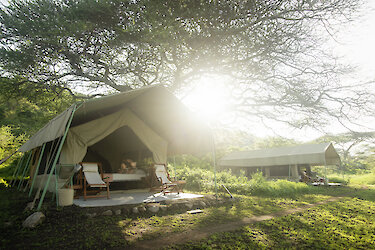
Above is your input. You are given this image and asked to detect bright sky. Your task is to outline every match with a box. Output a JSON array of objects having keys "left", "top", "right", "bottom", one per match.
[
  {"left": 1, "top": 0, "right": 375, "bottom": 141},
  {"left": 183, "top": 0, "right": 375, "bottom": 141}
]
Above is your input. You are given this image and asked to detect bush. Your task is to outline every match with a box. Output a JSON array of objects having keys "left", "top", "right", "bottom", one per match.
[
  {"left": 175, "top": 165, "right": 310, "bottom": 197},
  {"left": 0, "top": 126, "right": 26, "bottom": 179}
]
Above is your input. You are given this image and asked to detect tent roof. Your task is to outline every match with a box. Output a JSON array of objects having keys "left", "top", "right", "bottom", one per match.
[
  {"left": 218, "top": 143, "right": 341, "bottom": 168},
  {"left": 19, "top": 85, "right": 212, "bottom": 155}
]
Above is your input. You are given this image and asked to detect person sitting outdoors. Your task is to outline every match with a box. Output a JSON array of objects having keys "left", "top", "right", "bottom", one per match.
[{"left": 119, "top": 158, "right": 137, "bottom": 174}]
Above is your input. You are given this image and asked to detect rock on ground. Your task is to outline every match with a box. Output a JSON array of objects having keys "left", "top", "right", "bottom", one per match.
[
  {"left": 147, "top": 206, "right": 160, "bottom": 213},
  {"left": 138, "top": 206, "right": 147, "bottom": 213},
  {"left": 23, "top": 212, "right": 45, "bottom": 228},
  {"left": 132, "top": 207, "right": 139, "bottom": 214},
  {"left": 198, "top": 201, "right": 206, "bottom": 208},
  {"left": 102, "top": 210, "right": 113, "bottom": 216},
  {"left": 86, "top": 212, "right": 97, "bottom": 218},
  {"left": 184, "top": 202, "right": 194, "bottom": 209}
]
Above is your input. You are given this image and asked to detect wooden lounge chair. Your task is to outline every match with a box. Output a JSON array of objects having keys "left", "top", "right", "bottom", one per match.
[
  {"left": 154, "top": 164, "right": 186, "bottom": 195},
  {"left": 79, "top": 162, "right": 110, "bottom": 200}
]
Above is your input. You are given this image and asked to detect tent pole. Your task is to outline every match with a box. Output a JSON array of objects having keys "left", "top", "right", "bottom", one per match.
[
  {"left": 17, "top": 151, "right": 32, "bottom": 190},
  {"left": 173, "top": 155, "right": 176, "bottom": 179},
  {"left": 55, "top": 163, "right": 59, "bottom": 207},
  {"left": 211, "top": 133, "right": 217, "bottom": 200},
  {"left": 10, "top": 152, "right": 25, "bottom": 186},
  {"left": 340, "top": 163, "right": 344, "bottom": 180},
  {"left": 29, "top": 144, "right": 46, "bottom": 197},
  {"left": 30, "top": 141, "right": 55, "bottom": 210},
  {"left": 37, "top": 104, "right": 78, "bottom": 211},
  {"left": 324, "top": 158, "right": 328, "bottom": 186}
]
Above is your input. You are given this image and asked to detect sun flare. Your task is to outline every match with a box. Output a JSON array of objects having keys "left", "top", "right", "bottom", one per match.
[{"left": 182, "top": 76, "right": 231, "bottom": 123}]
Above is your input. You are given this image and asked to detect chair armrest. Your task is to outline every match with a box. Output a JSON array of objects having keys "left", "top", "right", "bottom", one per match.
[{"left": 103, "top": 176, "right": 110, "bottom": 182}]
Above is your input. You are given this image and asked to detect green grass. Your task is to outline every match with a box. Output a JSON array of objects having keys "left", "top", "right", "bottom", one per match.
[
  {"left": 1, "top": 182, "right": 373, "bottom": 249},
  {"left": 349, "top": 172, "right": 375, "bottom": 186},
  {"left": 171, "top": 190, "right": 375, "bottom": 249},
  {"left": 0, "top": 187, "right": 373, "bottom": 249}
]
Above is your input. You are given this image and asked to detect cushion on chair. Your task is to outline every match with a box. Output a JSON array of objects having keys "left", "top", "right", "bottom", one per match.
[
  {"left": 155, "top": 164, "right": 171, "bottom": 184},
  {"left": 84, "top": 172, "right": 106, "bottom": 187},
  {"left": 82, "top": 163, "right": 99, "bottom": 173}
]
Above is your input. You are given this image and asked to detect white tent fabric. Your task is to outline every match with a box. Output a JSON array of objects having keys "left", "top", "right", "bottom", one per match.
[
  {"left": 219, "top": 143, "right": 341, "bottom": 168},
  {"left": 17, "top": 85, "right": 212, "bottom": 170},
  {"left": 60, "top": 108, "right": 168, "bottom": 164},
  {"left": 19, "top": 106, "right": 75, "bottom": 152}
]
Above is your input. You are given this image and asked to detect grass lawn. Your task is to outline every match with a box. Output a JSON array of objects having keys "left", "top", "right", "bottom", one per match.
[{"left": 0, "top": 185, "right": 374, "bottom": 249}]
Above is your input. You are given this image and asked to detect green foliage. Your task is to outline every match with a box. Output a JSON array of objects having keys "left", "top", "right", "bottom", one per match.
[
  {"left": 175, "top": 164, "right": 311, "bottom": 197},
  {"left": 0, "top": 126, "right": 26, "bottom": 182},
  {"left": 0, "top": 126, "right": 25, "bottom": 159},
  {"left": 0, "top": 77, "right": 74, "bottom": 136},
  {"left": 250, "top": 136, "right": 299, "bottom": 150},
  {"left": 0, "top": 0, "right": 366, "bottom": 133},
  {"left": 314, "top": 132, "right": 375, "bottom": 174},
  {"left": 0, "top": 178, "right": 9, "bottom": 187}
]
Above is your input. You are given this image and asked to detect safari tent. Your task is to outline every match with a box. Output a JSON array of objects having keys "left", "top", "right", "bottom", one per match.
[
  {"left": 11, "top": 85, "right": 212, "bottom": 209},
  {"left": 218, "top": 143, "right": 341, "bottom": 181}
]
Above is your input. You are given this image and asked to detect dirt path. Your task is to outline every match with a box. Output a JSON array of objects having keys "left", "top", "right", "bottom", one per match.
[{"left": 132, "top": 196, "right": 346, "bottom": 249}]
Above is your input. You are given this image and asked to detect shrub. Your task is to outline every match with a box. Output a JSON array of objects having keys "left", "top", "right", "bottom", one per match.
[
  {"left": 175, "top": 165, "right": 311, "bottom": 197},
  {"left": 0, "top": 126, "right": 26, "bottom": 178}
]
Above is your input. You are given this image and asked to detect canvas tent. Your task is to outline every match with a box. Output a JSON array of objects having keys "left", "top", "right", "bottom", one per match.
[
  {"left": 13, "top": 85, "right": 213, "bottom": 210},
  {"left": 218, "top": 143, "right": 341, "bottom": 180}
]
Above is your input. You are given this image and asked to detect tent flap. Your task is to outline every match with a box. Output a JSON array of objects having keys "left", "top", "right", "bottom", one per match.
[{"left": 19, "top": 106, "right": 75, "bottom": 152}]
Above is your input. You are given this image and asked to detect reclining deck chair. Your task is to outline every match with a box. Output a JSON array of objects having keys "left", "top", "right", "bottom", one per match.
[
  {"left": 154, "top": 164, "right": 186, "bottom": 195},
  {"left": 79, "top": 162, "right": 110, "bottom": 200}
]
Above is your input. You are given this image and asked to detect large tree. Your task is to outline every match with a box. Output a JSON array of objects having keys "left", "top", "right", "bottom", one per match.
[
  {"left": 0, "top": 76, "right": 74, "bottom": 135},
  {"left": 0, "top": 0, "right": 373, "bottom": 128}
]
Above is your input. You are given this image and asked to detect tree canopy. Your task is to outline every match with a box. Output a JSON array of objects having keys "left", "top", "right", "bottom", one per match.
[
  {"left": 1, "top": 0, "right": 373, "bottom": 129},
  {"left": 0, "top": 76, "right": 74, "bottom": 135}
]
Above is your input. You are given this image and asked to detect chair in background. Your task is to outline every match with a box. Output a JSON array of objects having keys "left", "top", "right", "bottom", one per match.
[
  {"left": 154, "top": 164, "right": 186, "bottom": 195},
  {"left": 79, "top": 162, "right": 110, "bottom": 200}
]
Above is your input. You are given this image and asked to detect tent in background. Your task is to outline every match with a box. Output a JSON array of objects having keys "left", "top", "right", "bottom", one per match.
[
  {"left": 13, "top": 85, "right": 213, "bottom": 210},
  {"left": 218, "top": 143, "right": 341, "bottom": 181}
]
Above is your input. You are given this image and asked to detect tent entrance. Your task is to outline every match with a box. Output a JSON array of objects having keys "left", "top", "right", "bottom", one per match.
[{"left": 83, "top": 126, "right": 153, "bottom": 173}]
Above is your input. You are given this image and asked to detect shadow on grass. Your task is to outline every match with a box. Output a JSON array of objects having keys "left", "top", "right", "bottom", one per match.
[
  {"left": 171, "top": 194, "right": 375, "bottom": 249},
  {"left": 2, "top": 185, "right": 373, "bottom": 249}
]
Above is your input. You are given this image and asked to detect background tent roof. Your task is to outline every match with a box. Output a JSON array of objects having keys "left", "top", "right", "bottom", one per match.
[
  {"left": 218, "top": 143, "right": 341, "bottom": 168},
  {"left": 19, "top": 85, "right": 212, "bottom": 155}
]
